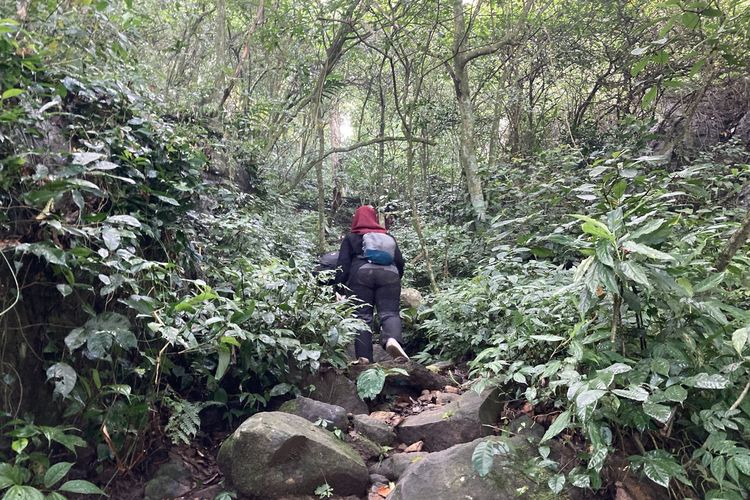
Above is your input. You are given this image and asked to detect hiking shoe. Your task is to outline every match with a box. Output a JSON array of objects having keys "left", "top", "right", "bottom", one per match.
[
  {"left": 385, "top": 338, "right": 409, "bottom": 360},
  {"left": 355, "top": 357, "right": 370, "bottom": 365}
]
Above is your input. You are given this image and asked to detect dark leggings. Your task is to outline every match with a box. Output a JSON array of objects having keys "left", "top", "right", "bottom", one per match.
[{"left": 349, "top": 265, "right": 403, "bottom": 362}]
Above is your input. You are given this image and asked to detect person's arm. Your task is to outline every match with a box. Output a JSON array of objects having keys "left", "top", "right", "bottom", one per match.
[
  {"left": 335, "top": 236, "right": 353, "bottom": 288},
  {"left": 393, "top": 239, "right": 405, "bottom": 278}
]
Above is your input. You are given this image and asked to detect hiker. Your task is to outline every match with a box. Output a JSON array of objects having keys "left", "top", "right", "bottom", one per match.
[{"left": 335, "top": 205, "right": 408, "bottom": 363}]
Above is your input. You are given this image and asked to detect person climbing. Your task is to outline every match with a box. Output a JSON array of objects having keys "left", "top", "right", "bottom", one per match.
[{"left": 335, "top": 205, "right": 408, "bottom": 363}]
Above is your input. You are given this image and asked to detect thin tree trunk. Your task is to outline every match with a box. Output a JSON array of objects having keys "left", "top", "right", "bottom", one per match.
[
  {"left": 316, "top": 116, "right": 326, "bottom": 253},
  {"left": 716, "top": 210, "right": 750, "bottom": 272}
]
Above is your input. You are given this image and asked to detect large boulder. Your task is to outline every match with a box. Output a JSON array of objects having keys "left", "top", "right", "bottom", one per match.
[
  {"left": 303, "top": 368, "right": 369, "bottom": 414},
  {"left": 387, "top": 436, "right": 544, "bottom": 500},
  {"left": 396, "top": 389, "right": 503, "bottom": 451},
  {"left": 217, "top": 412, "right": 369, "bottom": 498},
  {"left": 352, "top": 414, "right": 396, "bottom": 446},
  {"left": 279, "top": 396, "right": 348, "bottom": 430},
  {"left": 368, "top": 452, "right": 429, "bottom": 481}
]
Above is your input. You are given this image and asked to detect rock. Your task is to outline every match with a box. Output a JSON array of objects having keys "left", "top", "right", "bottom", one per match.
[
  {"left": 368, "top": 452, "right": 429, "bottom": 481},
  {"left": 303, "top": 368, "right": 369, "bottom": 415},
  {"left": 144, "top": 458, "right": 193, "bottom": 500},
  {"left": 370, "top": 473, "right": 389, "bottom": 485},
  {"left": 279, "top": 396, "right": 348, "bottom": 430},
  {"left": 387, "top": 436, "right": 544, "bottom": 500},
  {"left": 347, "top": 360, "right": 450, "bottom": 393},
  {"left": 218, "top": 412, "right": 368, "bottom": 498},
  {"left": 435, "top": 392, "right": 459, "bottom": 405},
  {"left": 353, "top": 414, "right": 396, "bottom": 446},
  {"left": 508, "top": 415, "right": 543, "bottom": 441},
  {"left": 400, "top": 288, "right": 422, "bottom": 309},
  {"left": 396, "top": 389, "right": 503, "bottom": 452},
  {"left": 347, "top": 431, "right": 384, "bottom": 461}
]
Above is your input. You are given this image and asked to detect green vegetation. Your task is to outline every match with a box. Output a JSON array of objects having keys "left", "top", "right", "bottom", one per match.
[{"left": 1, "top": 0, "right": 750, "bottom": 498}]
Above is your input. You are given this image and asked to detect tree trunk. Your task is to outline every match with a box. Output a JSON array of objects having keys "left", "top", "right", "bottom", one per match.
[
  {"left": 316, "top": 116, "right": 326, "bottom": 254},
  {"left": 715, "top": 210, "right": 750, "bottom": 272},
  {"left": 451, "top": 0, "right": 486, "bottom": 221}
]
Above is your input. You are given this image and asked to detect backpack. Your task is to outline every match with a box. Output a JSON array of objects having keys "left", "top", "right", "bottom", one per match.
[{"left": 362, "top": 232, "right": 396, "bottom": 265}]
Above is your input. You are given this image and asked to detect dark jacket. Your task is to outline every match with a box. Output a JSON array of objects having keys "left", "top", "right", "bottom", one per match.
[{"left": 335, "top": 233, "right": 405, "bottom": 288}]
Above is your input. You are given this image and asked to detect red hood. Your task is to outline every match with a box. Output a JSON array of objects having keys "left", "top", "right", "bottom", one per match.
[{"left": 351, "top": 206, "right": 386, "bottom": 234}]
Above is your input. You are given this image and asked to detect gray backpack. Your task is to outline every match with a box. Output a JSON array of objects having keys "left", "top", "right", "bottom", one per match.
[{"left": 362, "top": 233, "right": 396, "bottom": 265}]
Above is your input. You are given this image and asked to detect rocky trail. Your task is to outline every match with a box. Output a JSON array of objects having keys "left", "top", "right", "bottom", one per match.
[{"left": 133, "top": 343, "right": 558, "bottom": 500}]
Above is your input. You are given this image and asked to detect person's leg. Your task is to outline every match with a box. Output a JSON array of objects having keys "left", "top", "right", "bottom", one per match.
[
  {"left": 350, "top": 269, "right": 376, "bottom": 361},
  {"left": 373, "top": 269, "right": 403, "bottom": 348}
]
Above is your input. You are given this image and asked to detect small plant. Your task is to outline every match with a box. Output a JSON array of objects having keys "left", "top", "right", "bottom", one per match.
[
  {"left": 314, "top": 482, "right": 334, "bottom": 498},
  {"left": 356, "top": 367, "right": 409, "bottom": 400}
]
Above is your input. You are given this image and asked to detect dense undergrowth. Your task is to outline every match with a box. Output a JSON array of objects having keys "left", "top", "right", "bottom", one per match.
[
  {"left": 418, "top": 140, "right": 750, "bottom": 498},
  {"left": 2, "top": 2, "right": 750, "bottom": 500}
]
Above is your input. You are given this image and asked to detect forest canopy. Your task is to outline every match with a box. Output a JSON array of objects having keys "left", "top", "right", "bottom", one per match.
[{"left": 1, "top": 0, "right": 750, "bottom": 498}]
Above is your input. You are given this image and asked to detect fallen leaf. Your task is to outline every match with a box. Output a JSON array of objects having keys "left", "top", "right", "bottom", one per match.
[
  {"left": 376, "top": 485, "right": 392, "bottom": 497},
  {"left": 403, "top": 440, "right": 424, "bottom": 452},
  {"left": 444, "top": 385, "right": 459, "bottom": 394}
]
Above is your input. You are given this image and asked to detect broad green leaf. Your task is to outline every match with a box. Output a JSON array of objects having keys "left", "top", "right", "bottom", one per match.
[
  {"left": 600, "top": 363, "right": 631, "bottom": 374},
  {"left": 732, "top": 327, "right": 748, "bottom": 355},
  {"left": 612, "top": 386, "right": 649, "bottom": 401},
  {"left": 540, "top": 409, "right": 571, "bottom": 443},
  {"left": 643, "top": 460, "right": 671, "bottom": 488},
  {"left": 58, "top": 479, "right": 106, "bottom": 495},
  {"left": 531, "top": 334, "right": 565, "bottom": 342},
  {"left": 734, "top": 455, "right": 750, "bottom": 475},
  {"left": 642, "top": 86, "right": 658, "bottom": 108},
  {"left": 216, "top": 345, "right": 230, "bottom": 380},
  {"left": 595, "top": 241, "right": 614, "bottom": 267},
  {"left": 573, "top": 215, "right": 615, "bottom": 242},
  {"left": 548, "top": 474, "right": 565, "bottom": 494},
  {"left": 694, "top": 272, "right": 725, "bottom": 294},
  {"left": 45, "top": 363, "right": 77, "bottom": 398},
  {"left": 621, "top": 241, "right": 674, "bottom": 261},
  {"left": 619, "top": 261, "right": 651, "bottom": 288},
  {"left": 43, "top": 462, "right": 73, "bottom": 489},
  {"left": 629, "top": 219, "right": 665, "bottom": 242},
  {"left": 3, "top": 485, "right": 44, "bottom": 500},
  {"left": 686, "top": 373, "right": 730, "bottom": 390},
  {"left": 71, "top": 152, "right": 104, "bottom": 165},
  {"left": 681, "top": 11, "right": 700, "bottom": 29},
  {"left": 471, "top": 441, "right": 508, "bottom": 477},
  {"left": 357, "top": 368, "right": 386, "bottom": 400},
  {"left": 711, "top": 455, "right": 725, "bottom": 484},
  {"left": 101, "top": 226, "right": 121, "bottom": 251},
  {"left": 663, "top": 385, "right": 687, "bottom": 404},
  {"left": 11, "top": 438, "right": 28, "bottom": 454},
  {"left": 576, "top": 390, "right": 606, "bottom": 408},
  {"left": 56, "top": 284, "right": 72, "bottom": 297},
  {"left": 643, "top": 402, "right": 672, "bottom": 424},
  {"left": 105, "top": 215, "right": 141, "bottom": 227},
  {"left": 1, "top": 88, "right": 24, "bottom": 99}
]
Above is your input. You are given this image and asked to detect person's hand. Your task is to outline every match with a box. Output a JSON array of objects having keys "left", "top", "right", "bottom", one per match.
[{"left": 335, "top": 292, "right": 346, "bottom": 302}]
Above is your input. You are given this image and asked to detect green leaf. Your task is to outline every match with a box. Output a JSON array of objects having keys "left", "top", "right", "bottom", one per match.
[
  {"left": 642, "top": 86, "right": 658, "bottom": 108},
  {"left": 11, "top": 438, "right": 28, "bottom": 454},
  {"left": 629, "top": 219, "right": 666, "bottom": 242},
  {"left": 573, "top": 215, "right": 615, "bottom": 242},
  {"left": 3, "top": 485, "right": 45, "bottom": 500},
  {"left": 694, "top": 272, "right": 725, "bottom": 293},
  {"left": 576, "top": 390, "right": 606, "bottom": 408},
  {"left": 612, "top": 386, "right": 649, "bottom": 401},
  {"left": 105, "top": 215, "right": 141, "bottom": 228},
  {"left": 548, "top": 474, "right": 565, "bottom": 494},
  {"left": 15, "top": 243, "right": 67, "bottom": 266},
  {"left": 101, "top": 226, "right": 121, "bottom": 251},
  {"left": 619, "top": 261, "right": 651, "bottom": 288},
  {"left": 356, "top": 368, "right": 386, "bottom": 400},
  {"left": 733, "top": 455, "right": 750, "bottom": 475},
  {"left": 686, "top": 373, "right": 730, "bottom": 389},
  {"left": 621, "top": 241, "right": 674, "bottom": 261},
  {"left": 1, "top": 88, "right": 24, "bottom": 100},
  {"left": 711, "top": 455, "right": 725, "bottom": 484},
  {"left": 663, "top": 385, "right": 687, "bottom": 404},
  {"left": 732, "top": 327, "right": 749, "bottom": 355},
  {"left": 540, "top": 409, "right": 571, "bottom": 443},
  {"left": 58, "top": 479, "right": 106, "bottom": 495},
  {"left": 650, "top": 358, "right": 670, "bottom": 376},
  {"left": 681, "top": 11, "right": 700, "bottom": 29},
  {"left": 531, "top": 334, "right": 565, "bottom": 342},
  {"left": 472, "top": 441, "right": 501, "bottom": 477},
  {"left": 643, "top": 402, "right": 672, "bottom": 424},
  {"left": 216, "top": 345, "right": 230, "bottom": 381},
  {"left": 45, "top": 363, "right": 77, "bottom": 398},
  {"left": 43, "top": 462, "right": 73, "bottom": 489}
]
